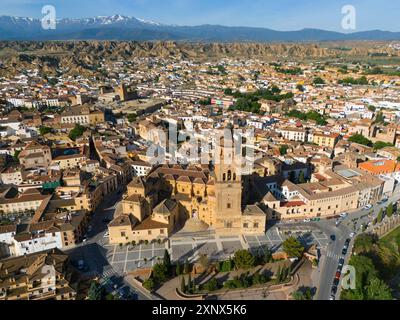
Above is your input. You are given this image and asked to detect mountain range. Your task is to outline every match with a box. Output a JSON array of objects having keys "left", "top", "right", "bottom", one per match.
[{"left": 1, "top": 14, "right": 400, "bottom": 42}]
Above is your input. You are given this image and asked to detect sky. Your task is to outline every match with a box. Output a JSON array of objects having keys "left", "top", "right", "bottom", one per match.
[{"left": 0, "top": 0, "right": 399, "bottom": 32}]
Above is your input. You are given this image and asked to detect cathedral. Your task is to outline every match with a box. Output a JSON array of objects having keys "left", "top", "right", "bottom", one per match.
[{"left": 108, "top": 134, "right": 266, "bottom": 244}]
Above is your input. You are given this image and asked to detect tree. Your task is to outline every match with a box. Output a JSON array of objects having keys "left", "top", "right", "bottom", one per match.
[
  {"left": 163, "top": 250, "right": 171, "bottom": 272},
  {"left": 282, "top": 237, "right": 305, "bottom": 258},
  {"left": 39, "top": 126, "right": 52, "bottom": 135},
  {"left": 88, "top": 281, "right": 104, "bottom": 300},
  {"left": 180, "top": 276, "right": 186, "bottom": 293},
  {"left": 143, "top": 277, "right": 155, "bottom": 291},
  {"left": 279, "top": 145, "right": 289, "bottom": 156},
  {"left": 262, "top": 247, "right": 273, "bottom": 264},
  {"left": 298, "top": 171, "right": 306, "bottom": 184},
  {"left": 68, "top": 124, "right": 85, "bottom": 141},
  {"left": 152, "top": 263, "right": 168, "bottom": 283},
  {"left": 233, "top": 250, "right": 255, "bottom": 270},
  {"left": 348, "top": 134, "right": 373, "bottom": 147},
  {"left": 313, "top": 77, "right": 325, "bottom": 86},
  {"left": 374, "top": 111, "right": 385, "bottom": 124},
  {"left": 366, "top": 278, "right": 393, "bottom": 300},
  {"left": 175, "top": 263, "right": 182, "bottom": 276},
  {"left": 386, "top": 203, "right": 394, "bottom": 218},
  {"left": 183, "top": 260, "right": 190, "bottom": 274},
  {"left": 127, "top": 114, "right": 137, "bottom": 123},
  {"left": 202, "top": 278, "right": 219, "bottom": 292},
  {"left": 224, "top": 88, "right": 233, "bottom": 96},
  {"left": 13, "top": 150, "right": 21, "bottom": 163},
  {"left": 220, "top": 259, "right": 234, "bottom": 272},
  {"left": 377, "top": 209, "right": 384, "bottom": 223},
  {"left": 292, "top": 287, "right": 313, "bottom": 300},
  {"left": 373, "top": 141, "right": 393, "bottom": 151}
]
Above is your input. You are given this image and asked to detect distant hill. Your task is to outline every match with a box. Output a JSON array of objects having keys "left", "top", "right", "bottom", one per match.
[{"left": 1, "top": 14, "right": 400, "bottom": 41}]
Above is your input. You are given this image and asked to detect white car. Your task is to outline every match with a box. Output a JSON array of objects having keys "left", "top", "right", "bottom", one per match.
[
  {"left": 363, "top": 204, "right": 373, "bottom": 210},
  {"left": 303, "top": 218, "right": 311, "bottom": 223},
  {"left": 339, "top": 212, "right": 348, "bottom": 218},
  {"left": 103, "top": 232, "right": 109, "bottom": 238},
  {"left": 349, "top": 232, "right": 356, "bottom": 238}
]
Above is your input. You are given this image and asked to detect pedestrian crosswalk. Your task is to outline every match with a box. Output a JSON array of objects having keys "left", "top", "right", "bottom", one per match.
[{"left": 326, "top": 251, "right": 341, "bottom": 260}]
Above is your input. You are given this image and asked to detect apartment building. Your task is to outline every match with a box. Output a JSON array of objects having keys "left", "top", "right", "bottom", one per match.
[
  {"left": 0, "top": 188, "right": 51, "bottom": 215},
  {"left": 278, "top": 127, "right": 308, "bottom": 142},
  {"left": 0, "top": 248, "right": 79, "bottom": 300},
  {"left": 313, "top": 132, "right": 340, "bottom": 148},
  {"left": 18, "top": 141, "right": 52, "bottom": 170}
]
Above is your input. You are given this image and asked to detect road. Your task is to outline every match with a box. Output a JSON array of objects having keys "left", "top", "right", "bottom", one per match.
[
  {"left": 316, "top": 186, "right": 400, "bottom": 300},
  {"left": 66, "top": 187, "right": 149, "bottom": 300}
]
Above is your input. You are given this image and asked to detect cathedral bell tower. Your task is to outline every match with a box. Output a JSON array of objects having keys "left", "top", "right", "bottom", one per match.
[{"left": 213, "top": 132, "right": 243, "bottom": 234}]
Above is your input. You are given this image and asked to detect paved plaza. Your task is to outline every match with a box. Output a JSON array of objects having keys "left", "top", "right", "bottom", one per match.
[{"left": 103, "top": 226, "right": 330, "bottom": 273}]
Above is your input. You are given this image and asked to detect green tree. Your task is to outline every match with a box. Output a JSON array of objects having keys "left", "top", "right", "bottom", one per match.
[
  {"left": 39, "top": 126, "right": 52, "bottom": 135},
  {"left": 366, "top": 278, "right": 393, "bottom": 300},
  {"left": 377, "top": 209, "right": 384, "bottom": 223},
  {"left": 373, "top": 141, "right": 393, "bottom": 151},
  {"left": 233, "top": 250, "right": 255, "bottom": 270},
  {"left": 152, "top": 263, "right": 168, "bottom": 283},
  {"left": 279, "top": 145, "right": 289, "bottom": 156},
  {"left": 180, "top": 276, "right": 186, "bottom": 293},
  {"left": 175, "top": 263, "right": 182, "bottom": 276},
  {"left": 298, "top": 171, "right": 306, "bottom": 184},
  {"left": 88, "top": 281, "right": 104, "bottom": 300},
  {"left": 292, "top": 287, "right": 313, "bottom": 300},
  {"left": 386, "top": 203, "right": 394, "bottom": 218},
  {"left": 183, "top": 260, "right": 190, "bottom": 274},
  {"left": 282, "top": 237, "right": 305, "bottom": 258},
  {"left": 163, "top": 250, "right": 171, "bottom": 272},
  {"left": 202, "top": 278, "right": 219, "bottom": 292},
  {"left": 313, "top": 77, "right": 325, "bottom": 86},
  {"left": 374, "top": 111, "right": 385, "bottom": 124},
  {"left": 143, "top": 277, "right": 155, "bottom": 291},
  {"left": 68, "top": 124, "right": 85, "bottom": 141},
  {"left": 127, "top": 114, "right": 137, "bottom": 123},
  {"left": 348, "top": 134, "right": 373, "bottom": 147}
]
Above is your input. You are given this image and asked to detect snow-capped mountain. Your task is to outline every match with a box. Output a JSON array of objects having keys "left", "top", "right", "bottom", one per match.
[{"left": 1, "top": 14, "right": 400, "bottom": 42}]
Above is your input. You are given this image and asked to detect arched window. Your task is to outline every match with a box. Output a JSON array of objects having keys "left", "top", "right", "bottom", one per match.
[
  {"left": 233, "top": 173, "right": 236, "bottom": 181},
  {"left": 228, "top": 170, "right": 232, "bottom": 181},
  {"left": 223, "top": 173, "right": 226, "bottom": 181}
]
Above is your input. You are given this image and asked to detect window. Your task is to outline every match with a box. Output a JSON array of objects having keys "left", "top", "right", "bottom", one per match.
[
  {"left": 160, "top": 229, "right": 164, "bottom": 234},
  {"left": 121, "top": 232, "right": 126, "bottom": 237},
  {"left": 227, "top": 203, "right": 231, "bottom": 209},
  {"left": 228, "top": 170, "right": 232, "bottom": 181},
  {"left": 254, "top": 223, "right": 259, "bottom": 228},
  {"left": 243, "top": 223, "right": 249, "bottom": 228},
  {"left": 148, "top": 230, "right": 152, "bottom": 235}
]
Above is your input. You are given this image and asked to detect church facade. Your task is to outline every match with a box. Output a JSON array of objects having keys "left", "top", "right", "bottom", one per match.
[{"left": 108, "top": 138, "right": 266, "bottom": 244}]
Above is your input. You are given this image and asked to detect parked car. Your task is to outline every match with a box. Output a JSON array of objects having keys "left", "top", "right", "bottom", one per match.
[
  {"left": 331, "top": 285, "right": 338, "bottom": 295},
  {"left": 342, "top": 247, "right": 348, "bottom": 255},
  {"left": 103, "top": 231, "right": 110, "bottom": 238},
  {"left": 363, "top": 204, "right": 373, "bottom": 210},
  {"left": 340, "top": 212, "right": 348, "bottom": 218},
  {"left": 333, "top": 278, "right": 340, "bottom": 286},
  {"left": 303, "top": 218, "right": 311, "bottom": 223},
  {"left": 330, "top": 235, "right": 336, "bottom": 241},
  {"left": 338, "top": 258, "right": 345, "bottom": 267},
  {"left": 349, "top": 232, "right": 356, "bottom": 238},
  {"left": 329, "top": 295, "right": 336, "bottom": 301},
  {"left": 335, "top": 271, "right": 341, "bottom": 280}
]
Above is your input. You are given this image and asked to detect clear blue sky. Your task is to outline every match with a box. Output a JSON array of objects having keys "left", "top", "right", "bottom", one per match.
[{"left": 1, "top": 0, "right": 399, "bottom": 32}]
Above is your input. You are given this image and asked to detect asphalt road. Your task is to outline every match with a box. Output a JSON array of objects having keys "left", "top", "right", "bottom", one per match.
[
  {"left": 66, "top": 187, "right": 149, "bottom": 300},
  {"left": 316, "top": 186, "right": 400, "bottom": 300}
]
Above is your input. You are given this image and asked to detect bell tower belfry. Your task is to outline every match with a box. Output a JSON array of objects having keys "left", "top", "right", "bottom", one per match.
[{"left": 213, "top": 132, "right": 243, "bottom": 234}]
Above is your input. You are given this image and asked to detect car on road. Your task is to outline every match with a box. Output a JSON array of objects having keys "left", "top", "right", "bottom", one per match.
[
  {"left": 337, "top": 265, "right": 343, "bottom": 272},
  {"left": 82, "top": 237, "right": 87, "bottom": 243},
  {"left": 342, "top": 247, "right": 348, "bottom": 255},
  {"left": 335, "top": 220, "right": 342, "bottom": 226},
  {"left": 303, "top": 218, "right": 311, "bottom": 223},
  {"left": 363, "top": 204, "right": 373, "bottom": 210},
  {"left": 345, "top": 238, "right": 351, "bottom": 245},
  {"left": 103, "top": 231, "right": 110, "bottom": 238},
  {"left": 349, "top": 232, "right": 356, "bottom": 238},
  {"left": 338, "top": 258, "right": 345, "bottom": 267},
  {"left": 330, "top": 235, "right": 336, "bottom": 241},
  {"left": 329, "top": 295, "right": 336, "bottom": 301},
  {"left": 333, "top": 278, "right": 340, "bottom": 286},
  {"left": 339, "top": 212, "right": 348, "bottom": 218},
  {"left": 331, "top": 285, "right": 338, "bottom": 295},
  {"left": 335, "top": 271, "right": 341, "bottom": 280}
]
